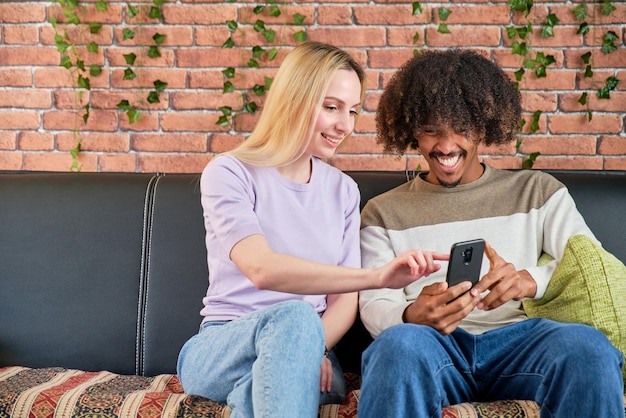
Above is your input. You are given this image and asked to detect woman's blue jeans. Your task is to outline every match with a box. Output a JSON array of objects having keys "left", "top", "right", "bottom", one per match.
[
  {"left": 176, "top": 300, "right": 346, "bottom": 418},
  {"left": 358, "top": 318, "right": 624, "bottom": 418}
]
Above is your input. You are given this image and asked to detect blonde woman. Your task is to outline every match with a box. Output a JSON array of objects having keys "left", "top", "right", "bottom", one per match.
[{"left": 176, "top": 42, "right": 447, "bottom": 418}]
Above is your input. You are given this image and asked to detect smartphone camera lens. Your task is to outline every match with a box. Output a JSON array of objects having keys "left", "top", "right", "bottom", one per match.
[{"left": 462, "top": 247, "right": 473, "bottom": 265}]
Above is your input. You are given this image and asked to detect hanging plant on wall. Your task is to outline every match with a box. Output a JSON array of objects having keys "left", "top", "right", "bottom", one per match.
[
  {"left": 217, "top": 0, "right": 308, "bottom": 129},
  {"left": 49, "top": 0, "right": 168, "bottom": 170}
]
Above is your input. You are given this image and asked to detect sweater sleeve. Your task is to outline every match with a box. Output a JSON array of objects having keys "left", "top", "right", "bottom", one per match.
[{"left": 526, "top": 187, "right": 598, "bottom": 299}]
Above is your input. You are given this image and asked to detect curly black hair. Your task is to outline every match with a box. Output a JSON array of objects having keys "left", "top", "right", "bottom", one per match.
[{"left": 376, "top": 49, "right": 522, "bottom": 154}]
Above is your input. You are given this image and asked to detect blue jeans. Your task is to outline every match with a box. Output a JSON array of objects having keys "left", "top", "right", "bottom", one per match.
[
  {"left": 176, "top": 300, "right": 345, "bottom": 418},
  {"left": 358, "top": 318, "right": 624, "bottom": 418}
]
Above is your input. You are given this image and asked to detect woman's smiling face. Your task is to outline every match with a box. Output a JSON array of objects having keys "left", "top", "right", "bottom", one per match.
[{"left": 305, "top": 69, "right": 362, "bottom": 160}]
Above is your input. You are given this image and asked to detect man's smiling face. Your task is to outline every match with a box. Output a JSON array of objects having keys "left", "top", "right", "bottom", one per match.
[{"left": 417, "top": 125, "right": 484, "bottom": 188}]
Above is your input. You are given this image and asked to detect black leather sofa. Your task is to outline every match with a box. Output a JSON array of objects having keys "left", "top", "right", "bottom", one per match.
[{"left": 1, "top": 170, "right": 625, "bottom": 417}]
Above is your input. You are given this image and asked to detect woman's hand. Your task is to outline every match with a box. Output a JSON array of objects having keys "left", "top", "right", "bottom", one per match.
[
  {"left": 320, "top": 355, "right": 333, "bottom": 393},
  {"left": 376, "top": 250, "right": 449, "bottom": 289}
]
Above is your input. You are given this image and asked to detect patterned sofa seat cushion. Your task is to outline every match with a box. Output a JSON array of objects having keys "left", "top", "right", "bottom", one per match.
[{"left": 0, "top": 366, "right": 548, "bottom": 418}]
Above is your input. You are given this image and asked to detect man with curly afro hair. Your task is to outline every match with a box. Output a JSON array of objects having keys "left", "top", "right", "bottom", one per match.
[{"left": 357, "top": 49, "right": 624, "bottom": 417}]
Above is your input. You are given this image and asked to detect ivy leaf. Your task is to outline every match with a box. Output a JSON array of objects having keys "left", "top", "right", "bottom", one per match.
[
  {"left": 223, "top": 81, "right": 234, "bottom": 93},
  {"left": 252, "top": 84, "right": 265, "bottom": 96},
  {"left": 268, "top": 48, "right": 278, "bottom": 61},
  {"left": 535, "top": 52, "right": 556, "bottom": 66},
  {"left": 153, "top": 0, "right": 166, "bottom": 6},
  {"left": 535, "top": 65, "right": 547, "bottom": 78},
  {"left": 89, "top": 23, "right": 102, "bottom": 34},
  {"left": 55, "top": 37, "right": 70, "bottom": 53},
  {"left": 577, "top": 23, "right": 589, "bottom": 36},
  {"left": 545, "top": 13, "right": 559, "bottom": 27},
  {"left": 601, "top": 0, "right": 616, "bottom": 16},
  {"left": 578, "top": 92, "right": 588, "bottom": 106},
  {"left": 506, "top": 26, "right": 518, "bottom": 39},
  {"left": 222, "top": 67, "right": 235, "bottom": 78},
  {"left": 253, "top": 20, "right": 266, "bottom": 32},
  {"left": 252, "top": 45, "right": 265, "bottom": 59},
  {"left": 123, "top": 68, "right": 136, "bottom": 80},
  {"left": 76, "top": 59, "right": 85, "bottom": 71},
  {"left": 293, "top": 30, "right": 307, "bottom": 42},
  {"left": 95, "top": 0, "right": 107, "bottom": 11},
  {"left": 148, "top": 6, "right": 162, "bottom": 20},
  {"left": 59, "top": 55, "right": 72, "bottom": 69},
  {"left": 572, "top": 4, "right": 587, "bottom": 21},
  {"left": 511, "top": 41, "right": 527, "bottom": 56},
  {"left": 153, "top": 79, "right": 167, "bottom": 92},
  {"left": 412, "top": 2, "right": 422, "bottom": 15},
  {"left": 117, "top": 100, "right": 131, "bottom": 111},
  {"left": 413, "top": 32, "right": 420, "bottom": 43},
  {"left": 128, "top": 4, "right": 138, "bottom": 18},
  {"left": 262, "top": 29, "right": 276, "bottom": 42},
  {"left": 541, "top": 26, "right": 554, "bottom": 38},
  {"left": 244, "top": 101, "right": 258, "bottom": 114},
  {"left": 584, "top": 65, "right": 593, "bottom": 78},
  {"left": 124, "top": 53, "right": 137, "bottom": 65},
  {"left": 153, "top": 33, "right": 166, "bottom": 45},
  {"left": 148, "top": 46, "right": 161, "bottom": 58},
  {"left": 253, "top": 6, "right": 265, "bottom": 14},
  {"left": 89, "top": 64, "right": 102, "bottom": 76},
  {"left": 598, "top": 75, "right": 619, "bottom": 98},
  {"left": 264, "top": 76, "right": 274, "bottom": 91},
  {"left": 268, "top": 5, "right": 280, "bottom": 17},
  {"left": 248, "top": 58, "right": 260, "bottom": 68},
  {"left": 127, "top": 108, "right": 141, "bottom": 124},
  {"left": 514, "top": 68, "right": 525, "bottom": 81},
  {"left": 580, "top": 51, "right": 591, "bottom": 64},
  {"left": 219, "top": 106, "right": 232, "bottom": 117},
  {"left": 77, "top": 74, "right": 90, "bottom": 90},
  {"left": 147, "top": 91, "right": 160, "bottom": 104},
  {"left": 523, "top": 152, "right": 540, "bottom": 169},
  {"left": 66, "top": 12, "right": 80, "bottom": 25},
  {"left": 601, "top": 31, "right": 618, "bottom": 54},
  {"left": 226, "top": 20, "right": 238, "bottom": 32},
  {"left": 86, "top": 41, "right": 99, "bottom": 53},
  {"left": 293, "top": 13, "right": 306, "bottom": 25},
  {"left": 216, "top": 115, "right": 230, "bottom": 128},
  {"left": 437, "top": 24, "right": 451, "bottom": 34},
  {"left": 530, "top": 110, "right": 541, "bottom": 132},
  {"left": 438, "top": 7, "right": 452, "bottom": 21},
  {"left": 222, "top": 37, "right": 235, "bottom": 49},
  {"left": 508, "top": 0, "right": 534, "bottom": 17},
  {"left": 123, "top": 28, "right": 135, "bottom": 40}
]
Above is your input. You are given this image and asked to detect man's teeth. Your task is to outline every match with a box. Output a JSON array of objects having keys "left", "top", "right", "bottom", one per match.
[{"left": 437, "top": 155, "right": 459, "bottom": 167}]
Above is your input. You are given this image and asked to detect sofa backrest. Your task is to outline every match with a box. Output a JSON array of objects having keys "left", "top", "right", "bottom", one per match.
[
  {"left": 0, "top": 173, "right": 208, "bottom": 376},
  {"left": 1, "top": 170, "right": 624, "bottom": 377}
]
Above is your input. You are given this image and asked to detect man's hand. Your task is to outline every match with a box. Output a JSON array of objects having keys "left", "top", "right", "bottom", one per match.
[
  {"left": 402, "top": 281, "right": 481, "bottom": 335},
  {"left": 474, "top": 242, "right": 537, "bottom": 311}
]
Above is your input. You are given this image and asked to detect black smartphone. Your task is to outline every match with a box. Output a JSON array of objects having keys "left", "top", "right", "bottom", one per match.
[{"left": 446, "top": 239, "right": 485, "bottom": 288}]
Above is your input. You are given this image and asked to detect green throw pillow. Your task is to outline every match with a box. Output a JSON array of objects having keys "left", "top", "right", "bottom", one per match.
[{"left": 523, "top": 234, "right": 626, "bottom": 384}]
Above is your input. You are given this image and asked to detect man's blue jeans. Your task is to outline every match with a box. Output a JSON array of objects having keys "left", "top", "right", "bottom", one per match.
[
  {"left": 176, "top": 300, "right": 345, "bottom": 418},
  {"left": 359, "top": 318, "right": 624, "bottom": 417}
]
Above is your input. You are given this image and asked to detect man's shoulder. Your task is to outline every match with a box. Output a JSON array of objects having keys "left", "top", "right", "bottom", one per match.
[{"left": 488, "top": 166, "right": 564, "bottom": 192}]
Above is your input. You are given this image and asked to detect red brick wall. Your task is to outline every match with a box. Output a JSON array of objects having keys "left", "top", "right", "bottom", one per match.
[{"left": 0, "top": 1, "right": 624, "bottom": 173}]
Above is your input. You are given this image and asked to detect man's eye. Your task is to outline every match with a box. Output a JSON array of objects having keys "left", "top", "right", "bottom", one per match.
[{"left": 421, "top": 126, "right": 438, "bottom": 135}]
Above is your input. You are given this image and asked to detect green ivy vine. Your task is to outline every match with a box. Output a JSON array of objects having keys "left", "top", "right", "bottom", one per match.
[
  {"left": 49, "top": 0, "right": 168, "bottom": 170},
  {"left": 217, "top": 0, "right": 307, "bottom": 129}
]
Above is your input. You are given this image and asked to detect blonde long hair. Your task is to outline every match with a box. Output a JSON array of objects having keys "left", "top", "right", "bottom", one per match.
[{"left": 227, "top": 41, "right": 365, "bottom": 167}]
